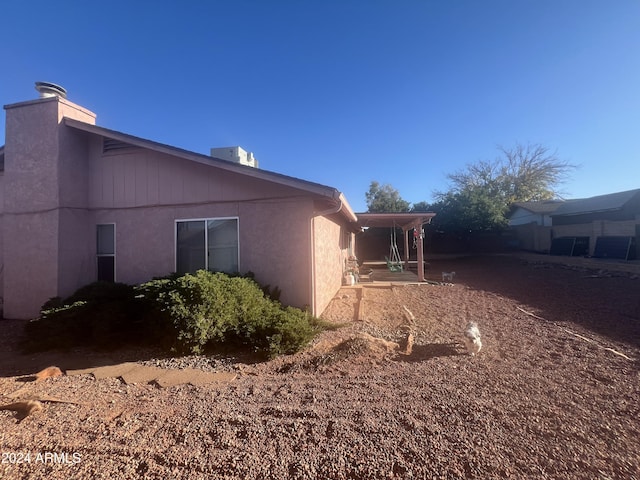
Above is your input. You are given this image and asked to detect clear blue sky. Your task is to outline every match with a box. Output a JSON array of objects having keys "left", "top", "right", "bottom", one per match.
[{"left": 2, "top": 1, "right": 639, "bottom": 212}]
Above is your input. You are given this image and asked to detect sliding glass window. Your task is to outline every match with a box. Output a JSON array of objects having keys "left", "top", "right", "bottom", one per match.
[{"left": 176, "top": 218, "right": 239, "bottom": 275}]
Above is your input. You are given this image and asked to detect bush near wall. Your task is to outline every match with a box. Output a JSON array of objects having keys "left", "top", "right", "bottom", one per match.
[
  {"left": 22, "top": 282, "right": 144, "bottom": 352},
  {"left": 22, "top": 271, "right": 322, "bottom": 358},
  {"left": 137, "top": 270, "right": 320, "bottom": 357}
]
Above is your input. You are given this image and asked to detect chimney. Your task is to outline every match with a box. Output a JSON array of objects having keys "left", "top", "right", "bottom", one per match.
[
  {"left": 35, "top": 81, "right": 67, "bottom": 99},
  {"left": 2, "top": 81, "right": 96, "bottom": 318}
]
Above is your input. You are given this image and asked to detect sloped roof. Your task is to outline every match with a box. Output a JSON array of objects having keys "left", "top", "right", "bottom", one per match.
[
  {"left": 551, "top": 188, "right": 640, "bottom": 217},
  {"left": 64, "top": 118, "right": 357, "bottom": 223},
  {"left": 511, "top": 200, "right": 564, "bottom": 215}
]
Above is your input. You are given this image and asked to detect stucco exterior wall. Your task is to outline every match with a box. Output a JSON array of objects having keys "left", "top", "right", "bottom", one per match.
[
  {"left": 57, "top": 107, "right": 94, "bottom": 300},
  {"left": 4, "top": 100, "right": 61, "bottom": 213},
  {"left": 90, "top": 198, "right": 315, "bottom": 311},
  {"left": 3, "top": 211, "right": 60, "bottom": 318},
  {"left": 313, "top": 214, "right": 348, "bottom": 316},
  {"left": 58, "top": 208, "right": 94, "bottom": 298},
  {"left": 239, "top": 200, "right": 313, "bottom": 310},
  {"left": 0, "top": 172, "right": 4, "bottom": 309},
  {"left": 2, "top": 97, "right": 96, "bottom": 318}
]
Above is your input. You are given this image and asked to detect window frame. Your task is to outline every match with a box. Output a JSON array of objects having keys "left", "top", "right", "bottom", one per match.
[
  {"left": 174, "top": 217, "right": 240, "bottom": 274},
  {"left": 96, "top": 223, "right": 116, "bottom": 282}
]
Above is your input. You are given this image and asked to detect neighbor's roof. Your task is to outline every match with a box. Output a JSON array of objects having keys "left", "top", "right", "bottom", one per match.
[
  {"left": 510, "top": 200, "right": 564, "bottom": 215},
  {"left": 64, "top": 118, "right": 357, "bottom": 223},
  {"left": 551, "top": 188, "right": 640, "bottom": 217}
]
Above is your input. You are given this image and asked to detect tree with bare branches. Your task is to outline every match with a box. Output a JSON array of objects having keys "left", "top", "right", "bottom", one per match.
[{"left": 431, "top": 143, "right": 576, "bottom": 232}]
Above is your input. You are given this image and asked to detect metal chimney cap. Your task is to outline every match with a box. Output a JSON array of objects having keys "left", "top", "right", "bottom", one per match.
[{"left": 35, "top": 81, "right": 67, "bottom": 99}]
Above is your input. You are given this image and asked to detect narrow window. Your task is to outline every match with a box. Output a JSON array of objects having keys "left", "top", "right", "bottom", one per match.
[
  {"left": 97, "top": 224, "right": 116, "bottom": 282},
  {"left": 176, "top": 218, "right": 239, "bottom": 275}
]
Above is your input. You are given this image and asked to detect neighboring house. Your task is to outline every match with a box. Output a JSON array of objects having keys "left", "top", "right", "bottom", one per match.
[
  {"left": 507, "top": 200, "right": 564, "bottom": 253},
  {"left": 508, "top": 200, "right": 564, "bottom": 227},
  {"left": 0, "top": 84, "right": 360, "bottom": 319},
  {"left": 550, "top": 189, "right": 640, "bottom": 259}
]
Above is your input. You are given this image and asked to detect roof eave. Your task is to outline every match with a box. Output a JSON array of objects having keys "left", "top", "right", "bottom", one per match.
[
  {"left": 356, "top": 212, "right": 437, "bottom": 230},
  {"left": 551, "top": 207, "right": 622, "bottom": 217},
  {"left": 337, "top": 192, "right": 358, "bottom": 223}
]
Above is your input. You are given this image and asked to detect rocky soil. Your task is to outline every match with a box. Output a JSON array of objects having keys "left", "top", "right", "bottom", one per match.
[{"left": 1, "top": 254, "right": 639, "bottom": 479}]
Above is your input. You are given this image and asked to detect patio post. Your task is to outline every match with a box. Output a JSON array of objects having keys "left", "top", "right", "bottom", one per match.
[
  {"left": 403, "top": 227, "right": 410, "bottom": 269},
  {"left": 416, "top": 222, "right": 425, "bottom": 282}
]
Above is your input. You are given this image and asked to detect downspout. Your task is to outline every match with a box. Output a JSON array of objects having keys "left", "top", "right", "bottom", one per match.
[
  {"left": 310, "top": 198, "right": 344, "bottom": 316},
  {"left": 315, "top": 198, "right": 344, "bottom": 218}
]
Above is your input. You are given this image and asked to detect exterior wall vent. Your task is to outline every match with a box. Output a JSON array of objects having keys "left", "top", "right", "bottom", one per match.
[
  {"left": 103, "top": 138, "right": 136, "bottom": 153},
  {"left": 34, "top": 81, "right": 67, "bottom": 99}
]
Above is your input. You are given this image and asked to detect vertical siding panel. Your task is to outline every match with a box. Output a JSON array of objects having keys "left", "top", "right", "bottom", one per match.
[
  {"left": 170, "top": 160, "right": 184, "bottom": 204},
  {"left": 147, "top": 156, "right": 159, "bottom": 205},
  {"left": 135, "top": 154, "right": 148, "bottom": 206},
  {"left": 125, "top": 158, "right": 137, "bottom": 205},
  {"left": 102, "top": 157, "right": 114, "bottom": 207},
  {"left": 184, "top": 163, "right": 208, "bottom": 203},
  {"left": 195, "top": 165, "right": 209, "bottom": 202},
  {"left": 112, "top": 156, "right": 126, "bottom": 207},
  {"left": 157, "top": 157, "right": 173, "bottom": 205},
  {"left": 89, "top": 154, "right": 102, "bottom": 206},
  {"left": 208, "top": 169, "right": 223, "bottom": 201}
]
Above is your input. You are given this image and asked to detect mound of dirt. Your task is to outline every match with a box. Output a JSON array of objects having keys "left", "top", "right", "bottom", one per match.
[
  {"left": 332, "top": 333, "right": 399, "bottom": 357},
  {"left": 276, "top": 332, "right": 400, "bottom": 374}
]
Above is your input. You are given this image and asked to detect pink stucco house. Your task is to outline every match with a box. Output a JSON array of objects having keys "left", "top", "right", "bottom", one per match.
[{"left": 0, "top": 83, "right": 359, "bottom": 319}]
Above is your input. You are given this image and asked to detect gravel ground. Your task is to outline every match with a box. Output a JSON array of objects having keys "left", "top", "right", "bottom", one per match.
[{"left": 1, "top": 254, "right": 639, "bottom": 479}]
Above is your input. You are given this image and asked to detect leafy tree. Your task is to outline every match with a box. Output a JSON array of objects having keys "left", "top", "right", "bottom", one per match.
[
  {"left": 430, "top": 188, "right": 509, "bottom": 232},
  {"left": 365, "top": 181, "right": 410, "bottom": 213},
  {"left": 432, "top": 143, "right": 575, "bottom": 232},
  {"left": 410, "top": 201, "right": 432, "bottom": 212}
]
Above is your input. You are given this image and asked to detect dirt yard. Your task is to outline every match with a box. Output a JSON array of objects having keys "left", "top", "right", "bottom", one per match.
[{"left": 1, "top": 254, "right": 639, "bottom": 479}]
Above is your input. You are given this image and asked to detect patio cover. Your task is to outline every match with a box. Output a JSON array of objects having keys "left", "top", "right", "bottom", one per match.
[{"left": 357, "top": 212, "right": 436, "bottom": 282}]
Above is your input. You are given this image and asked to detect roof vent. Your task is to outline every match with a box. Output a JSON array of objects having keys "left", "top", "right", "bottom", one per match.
[
  {"left": 35, "top": 81, "right": 67, "bottom": 99},
  {"left": 210, "top": 146, "right": 259, "bottom": 168}
]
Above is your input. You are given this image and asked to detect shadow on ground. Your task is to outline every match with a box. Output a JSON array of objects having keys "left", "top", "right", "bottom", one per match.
[
  {"left": 425, "top": 254, "right": 640, "bottom": 349},
  {"left": 399, "top": 342, "right": 462, "bottom": 362},
  {"left": 0, "top": 318, "right": 166, "bottom": 378}
]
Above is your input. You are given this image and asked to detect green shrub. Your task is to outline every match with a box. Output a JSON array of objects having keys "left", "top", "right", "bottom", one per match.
[
  {"left": 240, "top": 304, "right": 318, "bottom": 358},
  {"left": 137, "top": 270, "right": 319, "bottom": 357},
  {"left": 23, "top": 271, "right": 324, "bottom": 358},
  {"left": 22, "top": 282, "right": 143, "bottom": 352}
]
